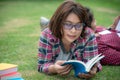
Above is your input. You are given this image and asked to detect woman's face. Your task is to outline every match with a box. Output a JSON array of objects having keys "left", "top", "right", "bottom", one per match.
[{"left": 62, "top": 13, "right": 83, "bottom": 44}]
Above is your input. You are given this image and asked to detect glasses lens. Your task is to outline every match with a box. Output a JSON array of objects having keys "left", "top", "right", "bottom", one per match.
[
  {"left": 75, "top": 23, "right": 83, "bottom": 30},
  {"left": 64, "top": 23, "right": 72, "bottom": 30}
]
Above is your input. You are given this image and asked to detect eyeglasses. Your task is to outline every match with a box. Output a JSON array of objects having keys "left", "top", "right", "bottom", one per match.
[{"left": 63, "top": 22, "right": 85, "bottom": 30}]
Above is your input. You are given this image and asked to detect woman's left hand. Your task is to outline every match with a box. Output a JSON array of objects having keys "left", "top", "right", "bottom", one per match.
[{"left": 78, "top": 64, "right": 98, "bottom": 79}]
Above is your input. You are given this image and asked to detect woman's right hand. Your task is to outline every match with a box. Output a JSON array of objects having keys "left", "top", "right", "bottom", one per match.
[{"left": 49, "top": 60, "right": 72, "bottom": 76}]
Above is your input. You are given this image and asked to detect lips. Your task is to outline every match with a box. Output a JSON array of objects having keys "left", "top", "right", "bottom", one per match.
[{"left": 67, "top": 34, "right": 76, "bottom": 39}]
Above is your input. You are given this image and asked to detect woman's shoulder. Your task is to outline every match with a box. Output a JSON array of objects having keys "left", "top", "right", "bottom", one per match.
[
  {"left": 41, "top": 28, "right": 52, "bottom": 37},
  {"left": 40, "top": 28, "right": 60, "bottom": 44}
]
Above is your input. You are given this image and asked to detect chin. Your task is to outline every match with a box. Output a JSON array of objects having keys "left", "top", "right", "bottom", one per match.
[{"left": 67, "top": 39, "right": 76, "bottom": 43}]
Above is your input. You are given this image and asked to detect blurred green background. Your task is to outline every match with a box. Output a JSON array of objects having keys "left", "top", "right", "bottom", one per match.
[{"left": 0, "top": 0, "right": 120, "bottom": 80}]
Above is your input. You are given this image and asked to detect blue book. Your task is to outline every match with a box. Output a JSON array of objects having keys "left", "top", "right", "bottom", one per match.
[
  {"left": 61, "top": 54, "right": 104, "bottom": 77},
  {"left": 7, "top": 78, "right": 24, "bottom": 80}
]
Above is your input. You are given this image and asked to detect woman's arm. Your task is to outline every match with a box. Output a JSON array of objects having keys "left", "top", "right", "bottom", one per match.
[
  {"left": 38, "top": 29, "right": 72, "bottom": 75},
  {"left": 38, "top": 30, "right": 54, "bottom": 73}
]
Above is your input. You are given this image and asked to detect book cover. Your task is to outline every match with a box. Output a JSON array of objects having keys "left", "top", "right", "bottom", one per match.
[
  {"left": 0, "top": 63, "right": 18, "bottom": 76},
  {"left": 7, "top": 78, "right": 24, "bottom": 80},
  {"left": 61, "top": 54, "right": 104, "bottom": 77}
]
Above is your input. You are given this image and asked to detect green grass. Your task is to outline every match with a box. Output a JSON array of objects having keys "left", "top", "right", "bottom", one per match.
[{"left": 0, "top": 0, "right": 120, "bottom": 80}]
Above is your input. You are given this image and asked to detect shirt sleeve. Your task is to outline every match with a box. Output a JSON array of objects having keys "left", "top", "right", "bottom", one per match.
[{"left": 38, "top": 31, "right": 54, "bottom": 74}]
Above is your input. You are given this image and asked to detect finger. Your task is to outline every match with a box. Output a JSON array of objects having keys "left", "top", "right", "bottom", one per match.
[
  {"left": 57, "top": 65, "right": 69, "bottom": 74},
  {"left": 90, "top": 66, "right": 97, "bottom": 75},
  {"left": 60, "top": 65, "right": 72, "bottom": 75},
  {"left": 78, "top": 73, "right": 93, "bottom": 79},
  {"left": 56, "top": 65, "right": 67, "bottom": 74},
  {"left": 60, "top": 65, "right": 72, "bottom": 73},
  {"left": 89, "top": 70, "right": 96, "bottom": 76},
  {"left": 55, "top": 60, "right": 66, "bottom": 65},
  {"left": 93, "top": 63, "right": 98, "bottom": 67}
]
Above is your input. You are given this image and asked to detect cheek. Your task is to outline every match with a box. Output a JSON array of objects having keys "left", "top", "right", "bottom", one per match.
[
  {"left": 62, "top": 29, "right": 67, "bottom": 37},
  {"left": 76, "top": 30, "right": 82, "bottom": 37},
  {"left": 63, "top": 29, "right": 67, "bottom": 34}
]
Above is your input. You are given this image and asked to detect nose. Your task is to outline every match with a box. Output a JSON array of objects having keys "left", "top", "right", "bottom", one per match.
[{"left": 70, "top": 27, "right": 76, "bottom": 33}]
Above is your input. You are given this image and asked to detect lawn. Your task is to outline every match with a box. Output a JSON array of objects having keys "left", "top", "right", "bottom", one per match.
[{"left": 0, "top": 0, "right": 120, "bottom": 80}]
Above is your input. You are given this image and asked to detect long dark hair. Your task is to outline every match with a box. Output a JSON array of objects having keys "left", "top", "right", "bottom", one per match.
[
  {"left": 49, "top": 0, "right": 89, "bottom": 39},
  {"left": 86, "top": 7, "right": 94, "bottom": 29}
]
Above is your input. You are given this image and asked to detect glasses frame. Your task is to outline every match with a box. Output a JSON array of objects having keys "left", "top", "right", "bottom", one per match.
[{"left": 63, "top": 22, "right": 85, "bottom": 30}]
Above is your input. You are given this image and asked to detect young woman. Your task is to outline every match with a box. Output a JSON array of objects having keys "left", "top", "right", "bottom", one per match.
[{"left": 38, "top": 0, "right": 102, "bottom": 79}]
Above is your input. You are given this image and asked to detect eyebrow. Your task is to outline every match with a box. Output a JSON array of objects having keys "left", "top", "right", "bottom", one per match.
[{"left": 64, "top": 21, "right": 81, "bottom": 24}]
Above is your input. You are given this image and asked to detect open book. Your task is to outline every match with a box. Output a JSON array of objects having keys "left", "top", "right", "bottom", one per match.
[{"left": 61, "top": 54, "right": 104, "bottom": 77}]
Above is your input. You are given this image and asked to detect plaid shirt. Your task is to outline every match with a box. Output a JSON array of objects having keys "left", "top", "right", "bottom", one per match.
[{"left": 38, "top": 27, "right": 102, "bottom": 73}]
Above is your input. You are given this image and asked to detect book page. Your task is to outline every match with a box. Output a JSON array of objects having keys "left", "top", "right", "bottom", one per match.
[
  {"left": 86, "top": 55, "right": 104, "bottom": 72},
  {"left": 115, "top": 20, "right": 120, "bottom": 31},
  {"left": 85, "top": 54, "right": 102, "bottom": 72},
  {"left": 98, "top": 30, "right": 111, "bottom": 35}
]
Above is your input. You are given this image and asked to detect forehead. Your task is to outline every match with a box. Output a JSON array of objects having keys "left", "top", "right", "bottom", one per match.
[{"left": 65, "top": 13, "right": 81, "bottom": 24}]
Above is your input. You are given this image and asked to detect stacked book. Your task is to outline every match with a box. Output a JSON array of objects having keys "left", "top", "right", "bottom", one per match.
[{"left": 0, "top": 63, "right": 24, "bottom": 80}]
